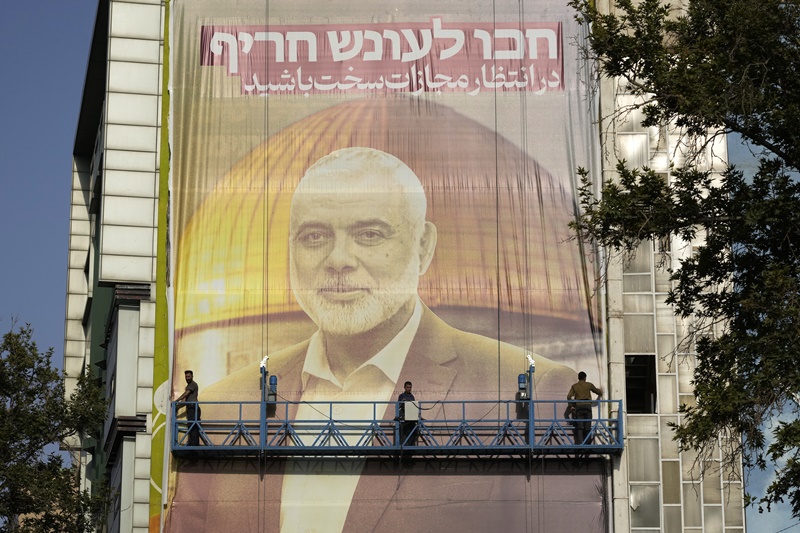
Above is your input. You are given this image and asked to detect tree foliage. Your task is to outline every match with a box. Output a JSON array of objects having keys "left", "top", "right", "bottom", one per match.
[
  {"left": 569, "top": 0, "right": 800, "bottom": 518},
  {"left": 0, "top": 324, "right": 108, "bottom": 532}
]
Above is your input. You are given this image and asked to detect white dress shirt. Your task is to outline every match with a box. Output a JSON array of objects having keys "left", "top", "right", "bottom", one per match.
[{"left": 280, "top": 299, "right": 423, "bottom": 533}]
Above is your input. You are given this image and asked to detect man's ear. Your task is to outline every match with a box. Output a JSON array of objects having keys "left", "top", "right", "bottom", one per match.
[{"left": 418, "top": 221, "right": 437, "bottom": 275}]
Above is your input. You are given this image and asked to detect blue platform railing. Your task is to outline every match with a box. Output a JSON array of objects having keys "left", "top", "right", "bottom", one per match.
[{"left": 172, "top": 398, "right": 623, "bottom": 457}]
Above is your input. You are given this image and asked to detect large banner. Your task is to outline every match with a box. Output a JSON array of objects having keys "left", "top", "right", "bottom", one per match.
[{"left": 166, "top": 0, "right": 605, "bottom": 531}]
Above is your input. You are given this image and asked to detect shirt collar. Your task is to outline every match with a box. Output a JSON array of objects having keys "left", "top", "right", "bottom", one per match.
[{"left": 301, "top": 298, "right": 424, "bottom": 389}]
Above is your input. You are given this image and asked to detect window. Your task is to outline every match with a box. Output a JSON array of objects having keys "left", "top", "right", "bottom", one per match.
[{"left": 626, "top": 354, "right": 657, "bottom": 413}]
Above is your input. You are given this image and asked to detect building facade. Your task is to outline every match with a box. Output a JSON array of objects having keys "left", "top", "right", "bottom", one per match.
[{"left": 65, "top": 0, "right": 745, "bottom": 531}]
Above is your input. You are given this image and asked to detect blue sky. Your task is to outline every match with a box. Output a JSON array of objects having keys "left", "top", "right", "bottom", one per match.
[
  {"left": 0, "top": 2, "right": 94, "bottom": 353},
  {"left": 0, "top": 1, "right": 796, "bottom": 531}
]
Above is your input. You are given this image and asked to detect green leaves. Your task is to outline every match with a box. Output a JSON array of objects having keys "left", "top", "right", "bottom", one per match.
[
  {"left": 572, "top": 0, "right": 800, "bottom": 170},
  {"left": 571, "top": 0, "right": 800, "bottom": 519},
  {"left": 0, "top": 324, "right": 108, "bottom": 532}
]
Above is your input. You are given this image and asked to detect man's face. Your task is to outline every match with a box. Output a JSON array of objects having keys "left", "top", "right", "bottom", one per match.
[
  {"left": 404, "top": 383, "right": 412, "bottom": 394},
  {"left": 289, "top": 182, "right": 428, "bottom": 336},
  {"left": 185, "top": 372, "right": 193, "bottom": 384}
]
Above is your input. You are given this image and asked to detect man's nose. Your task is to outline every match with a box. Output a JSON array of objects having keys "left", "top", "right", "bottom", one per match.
[{"left": 324, "top": 235, "right": 358, "bottom": 272}]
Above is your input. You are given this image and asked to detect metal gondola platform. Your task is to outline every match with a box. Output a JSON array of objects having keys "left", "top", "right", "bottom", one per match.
[{"left": 171, "top": 398, "right": 623, "bottom": 458}]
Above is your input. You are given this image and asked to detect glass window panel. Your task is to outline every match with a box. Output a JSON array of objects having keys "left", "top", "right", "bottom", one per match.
[
  {"left": 669, "top": 129, "right": 688, "bottom": 168},
  {"left": 623, "top": 273, "right": 652, "bottom": 292},
  {"left": 628, "top": 438, "right": 661, "bottom": 481},
  {"left": 619, "top": 133, "right": 650, "bottom": 169},
  {"left": 649, "top": 125, "right": 667, "bottom": 152},
  {"left": 650, "top": 152, "right": 669, "bottom": 173},
  {"left": 627, "top": 415, "right": 659, "bottom": 436},
  {"left": 624, "top": 294, "right": 654, "bottom": 313},
  {"left": 705, "top": 506, "right": 723, "bottom": 531},
  {"left": 656, "top": 303, "right": 675, "bottom": 334},
  {"left": 623, "top": 240, "right": 653, "bottom": 273},
  {"left": 724, "top": 483, "right": 744, "bottom": 526},
  {"left": 708, "top": 136, "right": 727, "bottom": 172},
  {"left": 682, "top": 448, "right": 701, "bottom": 480},
  {"left": 680, "top": 393, "right": 696, "bottom": 409},
  {"left": 703, "top": 463, "right": 722, "bottom": 504},
  {"left": 660, "top": 417, "right": 679, "bottom": 459},
  {"left": 678, "top": 352, "right": 696, "bottom": 393},
  {"left": 655, "top": 268, "right": 672, "bottom": 292},
  {"left": 675, "top": 318, "right": 694, "bottom": 353},
  {"left": 657, "top": 334, "right": 675, "bottom": 373},
  {"left": 658, "top": 374, "right": 677, "bottom": 414},
  {"left": 722, "top": 458, "right": 742, "bottom": 480},
  {"left": 662, "top": 461, "right": 681, "bottom": 504},
  {"left": 616, "top": 95, "right": 647, "bottom": 132},
  {"left": 630, "top": 484, "right": 661, "bottom": 528},
  {"left": 663, "top": 505, "right": 681, "bottom": 533},
  {"left": 683, "top": 483, "right": 702, "bottom": 526},
  {"left": 624, "top": 315, "right": 655, "bottom": 353}
]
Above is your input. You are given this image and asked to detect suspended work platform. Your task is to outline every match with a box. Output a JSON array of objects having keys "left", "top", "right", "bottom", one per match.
[{"left": 171, "top": 398, "right": 623, "bottom": 458}]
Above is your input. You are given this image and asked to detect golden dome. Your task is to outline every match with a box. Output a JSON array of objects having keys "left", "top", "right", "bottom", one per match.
[{"left": 175, "top": 97, "right": 590, "bottom": 333}]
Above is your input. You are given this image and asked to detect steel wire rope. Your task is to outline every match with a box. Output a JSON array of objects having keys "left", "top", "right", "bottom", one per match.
[
  {"left": 510, "top": 0, "right": 543, "bottom": 527},
  {"left": 259, "top": 2, "right": 271, "bottom": 528}
]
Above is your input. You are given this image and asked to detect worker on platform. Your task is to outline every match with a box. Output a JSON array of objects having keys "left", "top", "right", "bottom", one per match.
[
  {"left": 175, "top": 370, "right": 201, "bottom": 446},
  {"left": 567, "top": 371, "right": 602, "bottom": 445}
]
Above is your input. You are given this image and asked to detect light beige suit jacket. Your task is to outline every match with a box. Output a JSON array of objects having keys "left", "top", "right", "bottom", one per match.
[{"left": 165, "top": 306, "right": 603, "bottom": 532}]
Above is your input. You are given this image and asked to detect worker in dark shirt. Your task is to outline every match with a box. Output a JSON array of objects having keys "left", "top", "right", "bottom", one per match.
[
  {"left": 176, "top": 370, "right": 201, "bottom": 445},
  {"left": 397, "top": 381, "right": 417, "bottom": 447},
  {"left": 567, "top": 371, "right": 603, "bottom": 445}
]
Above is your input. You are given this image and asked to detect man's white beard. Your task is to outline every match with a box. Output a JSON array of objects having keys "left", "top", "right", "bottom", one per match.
[{"left": 290, "top": 258, "right": 421, "bottom": 336}]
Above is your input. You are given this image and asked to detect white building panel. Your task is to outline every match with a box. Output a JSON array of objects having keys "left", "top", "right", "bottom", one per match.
[
  {"left": 133, "top": 479, "right": 150, "bottom": 504},
  {"left": 138, "top": 327, "right": 155, "bottom": 358},
  {"left": 102, "top": 196, "right": 155, "bottom": 226},
  {"left": 102, "top": 225, "right": 154, "bottom": 256},
  {"left": 66, "top": 294, "right": 87, "bottom": 319},
  {"left": 108, "top": 61, "right": 161, "bottom": 95},
  {"left": 106, "top": 124, "right": 159, "bottom": 153},
  {"left": 104, "top": 169, "right": 157, "bottom": 198},
  {"left": 69, "top": 218, "right": 91, "bottom": 238},
  {"left": 135, "top": 432, "right": 152, "bottom": 457},
  {"left": 106, "top": 93, "right": 159, "bottom": 127},
  {"left": 100, "top": 254, "right": 153, "bottom": 283},
  {"left": 109, "top": 37, "right": 161, "bottom": 63},
  {"left": 71, "top": 200, "right": 90, "bottom": 225},
  {"left": 69, "top": 234, "right": 91, "bottom": 252},
  {"left": 68, "top": 250, "right": 87, "bottom": 269},
  {"left": 140, "top": 301, "right": 156, "bottom": 328},
  {"left": 67, "top": 269, "right": 88, "bottom": 294},
  {"left": 134, "top": 457, "right": 150, "bottom": 479},
  {"left": 118, "top": 439, "right": 136, "bottom": 532},
  {"left": 136, "top": 388, "right": 153, "bottom": 413},
  {"left": 64, "top": 317, "right": 85, "bottom": 340},
  {"left": 71, "top": 189, "right": 90, "bottom": 206},
  {"left": 133, "top": 502, "right": 150, "bottom": 529},
  {"left": 105, "top": 149, "right": 157, "bottom": 172},
  {"left": 137, "top": 357, "right": 154, "bottom": 387},
  {"left": 110, "top": 2, "right": 163, "bottom": 41},
  {"left": 115, "top": 306, "right": 141, "bottom": 417},
  {"left": 63, "top": 349, "right": 86, "bottom": 376}
]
